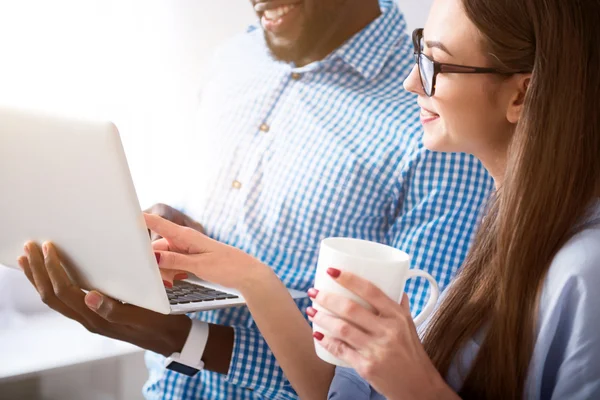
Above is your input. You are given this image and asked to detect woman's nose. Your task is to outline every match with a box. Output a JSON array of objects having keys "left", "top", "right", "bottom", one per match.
[{"left": 403, "top": 64, "right": 425, "bottom": 95}]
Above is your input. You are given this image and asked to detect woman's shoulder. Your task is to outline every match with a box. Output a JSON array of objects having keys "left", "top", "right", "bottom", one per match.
[
  {"left": 551, "top": 226, "right": 600, "bottom": 273},
  {"left": 533, "top": 202, "right": 600, "bottom": 399},
  {"left": 544, "top": 203, "right": 600, "bottom": 291}
]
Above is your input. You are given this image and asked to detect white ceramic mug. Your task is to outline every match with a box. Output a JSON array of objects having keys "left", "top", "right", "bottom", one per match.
[{"left": 312, "top": 238, "right": 440, "bottom": 367}]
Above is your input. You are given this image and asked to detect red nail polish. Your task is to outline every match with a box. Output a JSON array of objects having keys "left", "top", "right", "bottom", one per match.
[
  {"left": 155, "top": 252, "right": 161, "bottom": 264},
  {"left": 163, "top": 280, "right": 172, "bottom": 288},
  {"left": 306, "top": 307, "right": 317, "bottom": 317},
  {"left": 313, "top": 331, "right": 324, "bottom": 341},
  {"left": 174, "top": 273, "right": 188, "bottom": 281},
  {"left": 307, "top": 288, "right": 319, "bottom": 299},
  {"left": 327, "top": 268, "right": 341, "bottom": 278}
]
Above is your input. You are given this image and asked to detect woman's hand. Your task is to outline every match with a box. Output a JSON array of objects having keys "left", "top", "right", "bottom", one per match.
[
  {"left": 307, "top": 268, "right": 457, "bottom": 400},
  {"left": 144, "top": 213, "right": 268, "bottom": 291},
  {"left": 143, "top": 203, "right": 205, "bottom": 241}
]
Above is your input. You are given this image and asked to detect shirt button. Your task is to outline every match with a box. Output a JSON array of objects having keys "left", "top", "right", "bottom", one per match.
[
  {"left": 259, "top": 123, "right": 270, "bottom": 132},
  {"left": 232, "top": 180, "right": 242, "bottom": 189},
  {"left": 291, "top": 72, "right": 302, "bottom": 80}
]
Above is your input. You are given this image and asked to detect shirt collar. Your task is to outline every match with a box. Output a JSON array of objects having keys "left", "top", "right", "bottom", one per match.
[{"left": 330, "top": 0, "right": 409, "bottom": 81}]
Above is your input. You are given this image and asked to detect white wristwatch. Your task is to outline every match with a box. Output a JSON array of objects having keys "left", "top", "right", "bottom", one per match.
[{"left": 164, "top": 320, "right": 209, "bottom": 376}]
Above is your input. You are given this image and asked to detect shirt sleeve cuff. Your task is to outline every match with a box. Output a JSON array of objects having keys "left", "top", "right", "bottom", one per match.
[
  {"left": 225, "top": 325, "right": 297, "bottom": 399},
  {"left": 225, "top": 325, "right": 257, "bottom": 389}
]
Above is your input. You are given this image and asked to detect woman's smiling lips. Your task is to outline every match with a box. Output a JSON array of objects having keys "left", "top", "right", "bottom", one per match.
[{"left": 419, "top": 104, "right": 440, "bottom": 124}]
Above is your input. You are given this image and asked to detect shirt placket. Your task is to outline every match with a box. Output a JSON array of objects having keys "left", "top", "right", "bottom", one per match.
[{"left": 227, "top": 68, "right": 307, "bottom": 223}]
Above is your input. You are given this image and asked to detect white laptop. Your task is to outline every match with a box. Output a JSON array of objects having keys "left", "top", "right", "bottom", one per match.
[{"left": 0, "top": 107, "right": 305, "bottom": 314}]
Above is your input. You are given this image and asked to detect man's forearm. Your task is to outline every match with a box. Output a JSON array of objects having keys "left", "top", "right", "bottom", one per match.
[
  {"left": 159, "top": 318, "right": 232, "bottom": 374},
  {"left": 202, "top": 324, "right": 234, "bottom": 374}
]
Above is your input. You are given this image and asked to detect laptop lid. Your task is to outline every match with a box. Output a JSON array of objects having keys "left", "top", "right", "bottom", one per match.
[{"left": 0, "top": 107, "right": 171, "bottom": 314}]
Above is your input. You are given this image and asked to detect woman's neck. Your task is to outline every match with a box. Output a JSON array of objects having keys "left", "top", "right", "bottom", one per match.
[{"left": 478, "top": 150, "right": 507, "bottom": 190}]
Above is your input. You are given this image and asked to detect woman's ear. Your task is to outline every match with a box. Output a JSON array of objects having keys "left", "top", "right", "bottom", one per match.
[{"left": 506, "top": 74, "right": 532, "bottom": 124}]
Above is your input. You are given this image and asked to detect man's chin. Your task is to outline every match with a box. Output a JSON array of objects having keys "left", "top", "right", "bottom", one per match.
[{"left": 264, "top": 34, "right": 303, "bottom": 63}]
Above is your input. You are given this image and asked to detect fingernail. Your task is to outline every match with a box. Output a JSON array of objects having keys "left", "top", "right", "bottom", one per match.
[
  {"left": 23, "top": 244, "right": 29, "bottom": 255},
  {"left": 174, "top": 273, "right": 188, "bottom": 281},
  {"left": 85, "top": 292, "right": 103, "bottom": 310},
  {"left": 313, "top": 331, "right": 324, "bottom": 341},
  {"left": 155, "top": 252, "right": 161, "bottom": 264},
  {"left": 307, "top": 288, "right": 319, "bottom": 299},
  {"left": 163, "top": 280, "right": 173, "bottom": 288},
  {"left": 327, "top": 268, "right": 341, "bottom": 278},
  {"left": 42, "top": 243, "right": 48, "bottom": 257},
  {"left": 306, "top": 307, "right": 317, "bottom": 318}
]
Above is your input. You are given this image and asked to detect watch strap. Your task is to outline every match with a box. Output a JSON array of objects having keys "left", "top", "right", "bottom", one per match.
[{"left": 180, "top": 319, "right": 209, "bottom": 366}]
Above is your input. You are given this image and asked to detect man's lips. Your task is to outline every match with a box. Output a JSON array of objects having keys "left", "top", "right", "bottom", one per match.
[
  {"left": 257, "top": 0, "right": 303, "bottom": 35},
  {"left": 254, "top": 0, "right": 302, "bottom": 12}
]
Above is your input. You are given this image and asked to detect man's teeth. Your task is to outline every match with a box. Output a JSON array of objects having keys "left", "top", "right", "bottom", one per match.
[{"left": 264, "top": 5, "right": 295, "bottom": 21}]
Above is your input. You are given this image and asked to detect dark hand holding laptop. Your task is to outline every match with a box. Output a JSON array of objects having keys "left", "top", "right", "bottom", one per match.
[
  {"left": 0, "top": 107, "right": 305, "bottom": 376},
  {"left": 0, "top": 106, "right": 304, "bottom": 314}
]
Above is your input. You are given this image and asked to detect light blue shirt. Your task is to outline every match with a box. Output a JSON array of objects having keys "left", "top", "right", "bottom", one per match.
[
  {"left": 143, "top": 1, "right": 493, "bottom": 398},
  {"left": 329, "top": 202, "right": 600, "bottom": 399}
]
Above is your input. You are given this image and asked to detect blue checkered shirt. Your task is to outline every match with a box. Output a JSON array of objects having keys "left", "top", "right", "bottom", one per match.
[{"left": 143, "top": 1, "right": 493, "bottom": 399}]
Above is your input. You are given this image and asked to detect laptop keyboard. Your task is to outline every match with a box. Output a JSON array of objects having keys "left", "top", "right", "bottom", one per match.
[{"left": 166, "top": 281, "right": 239, "bottom": 305}]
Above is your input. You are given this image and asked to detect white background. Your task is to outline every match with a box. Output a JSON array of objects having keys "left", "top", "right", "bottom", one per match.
[
  {"left": 0, "top": 1, "right": 432, "bottom": 399},
  {"left": 0, "top": 0, "right": 431, "bottom": 209}
]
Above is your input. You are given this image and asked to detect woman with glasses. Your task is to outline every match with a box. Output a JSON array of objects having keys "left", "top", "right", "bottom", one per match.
[
  {"left": 148, "top": 0, "right": 600, "bottom": 395},
  {"left": 22, "top": 0, "right": 599, "bottom": 398}
]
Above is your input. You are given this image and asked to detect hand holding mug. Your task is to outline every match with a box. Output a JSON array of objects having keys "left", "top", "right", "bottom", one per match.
[
  {"left": 307, "top": 268, "right": 447, "bottom": 399},
  {"left": 306, "top": 238, "right": 445, "bottom": 398}
]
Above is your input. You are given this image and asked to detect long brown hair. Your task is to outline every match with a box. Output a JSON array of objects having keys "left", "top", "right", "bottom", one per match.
[{"left": 422, "top": 0, "right": 600, "bottom": 398}]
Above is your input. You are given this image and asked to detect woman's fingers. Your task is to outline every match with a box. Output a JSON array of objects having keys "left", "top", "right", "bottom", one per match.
[
  {"left": 152, "top": 237, "right": 190, "bottom": 284},
  {"left": 314, "top": 333, "right": 363, "bottom": 369},
  {"left": 308, "top": 307, "right": 371, "bottom": 349},
  {"left": 151, "top": 238, "right": 171, "bottom": 252},
  {"left": 144, "top": 213, "right": 203, "bottom": 253},
  {"left": 399, "top": 293, "right": 411, "bottom": 317},
  {"left": 159, "top": 269, "right": 189, "bottom": 286},
  {"left": 397, "top": 293, "right": 420, "bottom": 338},
  {"left": 326, "top": 269, "right": 399, "bottom": 317},
  {"left": 311, "top": 291, "right": 380, "bottom": 334},
  {"left": 155, "top": 250, "right": 200, "bottom": 274}
]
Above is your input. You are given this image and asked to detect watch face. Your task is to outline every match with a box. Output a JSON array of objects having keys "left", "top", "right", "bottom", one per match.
[{"left": 166, "top": 361, "right": 199, "bottom": 376}]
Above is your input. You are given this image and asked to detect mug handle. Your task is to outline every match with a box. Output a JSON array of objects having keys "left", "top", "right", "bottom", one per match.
[{"left": 403, "top": 270, "right": 440, "bottom": 327}]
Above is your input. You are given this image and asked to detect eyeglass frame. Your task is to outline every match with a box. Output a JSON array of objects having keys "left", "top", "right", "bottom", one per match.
[{"left": 412, "top": 28, "right": 516, "bottom": 97}]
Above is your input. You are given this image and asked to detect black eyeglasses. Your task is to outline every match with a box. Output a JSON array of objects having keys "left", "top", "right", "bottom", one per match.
[{"left": 412, "top": 28, "right": 508, "bottom": 97}]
